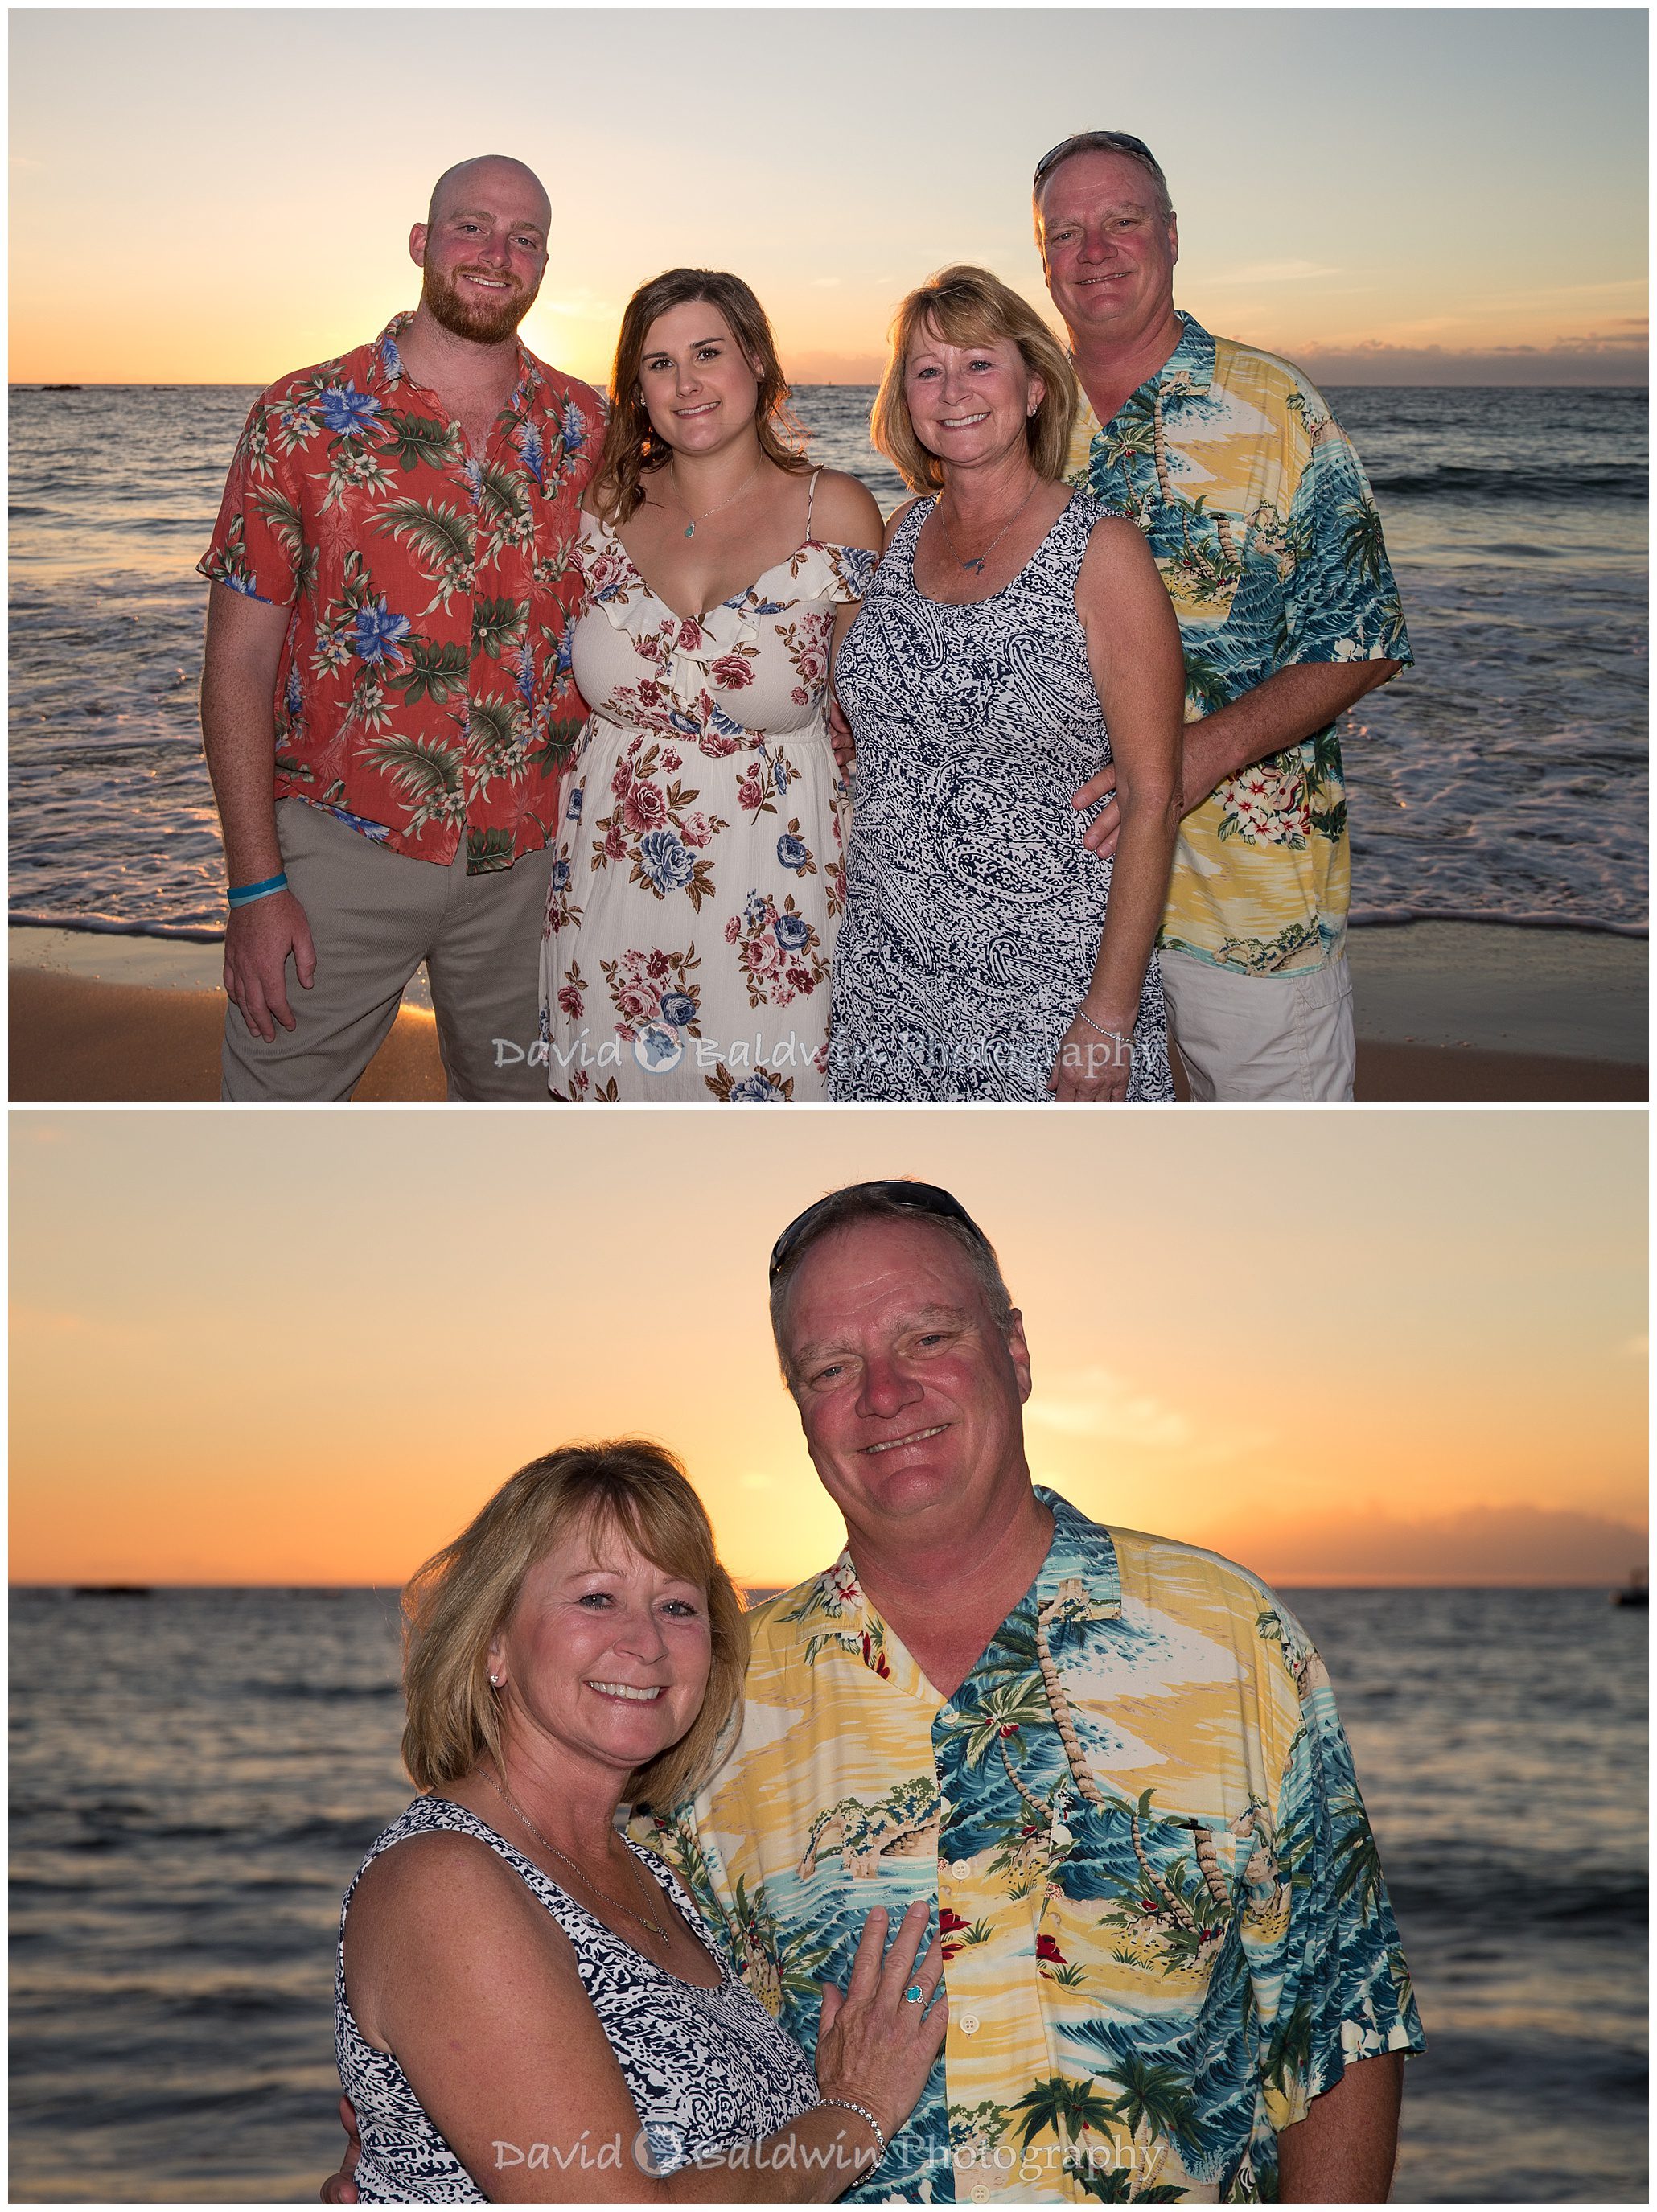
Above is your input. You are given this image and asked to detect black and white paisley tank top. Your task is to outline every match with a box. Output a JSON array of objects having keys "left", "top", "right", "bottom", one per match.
[{"left": 335, "top": 1795, "right": 819, "bottom": 2202}]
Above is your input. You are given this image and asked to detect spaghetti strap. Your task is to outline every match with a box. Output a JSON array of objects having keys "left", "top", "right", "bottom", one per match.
[{"left": 806, "top": 467, "right": 822, "bottom": 536}]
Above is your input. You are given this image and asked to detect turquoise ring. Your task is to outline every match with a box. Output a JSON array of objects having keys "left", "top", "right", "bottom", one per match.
[{"left": 904, "top": 1984, "right": 925, "bottom": 2004}]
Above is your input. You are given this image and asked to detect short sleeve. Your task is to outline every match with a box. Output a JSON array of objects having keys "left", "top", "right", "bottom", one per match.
[
  {"left": 197, "top": 392, "right": 304, "bottom": 609},
  {"left": 1243, "top": 1612, "right": 1425, "bottom": 2135},
  {"left": 1281, "top": 387, "right": 1412, "bottom": 672}
]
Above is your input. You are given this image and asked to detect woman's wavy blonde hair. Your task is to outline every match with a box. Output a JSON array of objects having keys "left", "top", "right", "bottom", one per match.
[
  {"left": 870, "top": 264, "right": 1079, "bottom": 492},
  {"left": 591, "top": 268, "right": 810, "bottom": 527},
  {"left": 401, "top": 1441, "right": 749, "bottom": 1815}
]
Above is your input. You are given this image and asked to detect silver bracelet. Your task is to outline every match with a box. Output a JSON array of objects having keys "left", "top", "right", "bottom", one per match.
[
  {"left": 817, "top": 2096, "right": 887, "bottom": 2165},
  {"left": 1075, "top": 1007, "right": 1134, "bottom": 1050}
]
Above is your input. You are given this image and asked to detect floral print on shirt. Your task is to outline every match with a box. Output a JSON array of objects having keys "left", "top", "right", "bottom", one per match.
[{"left": 199, "top": 312, "right": 603, "bottom": 871}]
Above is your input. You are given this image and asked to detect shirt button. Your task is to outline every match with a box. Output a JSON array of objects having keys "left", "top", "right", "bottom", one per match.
[
  {"left": 951, "top": 1858, "right": 972, "bottom": 1879},
  {"left": 960, "top": 2011, "right": 981, "bottom": 2036}
]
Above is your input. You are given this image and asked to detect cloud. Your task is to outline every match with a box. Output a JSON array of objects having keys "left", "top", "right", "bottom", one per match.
[
  {"left": 1029, "top": 1365, "right": 1190, "bottom": 1448},
  {"left": 1210, "top": 261, "right": 1342, "bottom": 285},
  {"left": 1280, "top": 334, "right": 1648, "bottom": 385},
  {"left": 1028, "top": 1367, "right": 1268, "bottom": 1467},
  {"left": 9, "top": 1304, "right": 94, "bottom": 1337},
  {"left": 1205, "top": 1502, "right": 1649, "bottom": 1586}
]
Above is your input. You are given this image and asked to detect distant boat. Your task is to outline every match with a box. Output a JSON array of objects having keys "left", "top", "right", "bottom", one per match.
[
  {"left": 1610, "top": 1569, "right": 1647, "bottom": 1608},
  {"left": 72, "top": 1583, "right": 151, "bottom": 1598}
]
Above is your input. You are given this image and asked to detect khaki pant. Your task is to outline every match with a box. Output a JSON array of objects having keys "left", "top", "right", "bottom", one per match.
[
  {"left": 1162, "top": 948, "right": 1356, "bottom": 1103},
  {"left": 221, "top": 800, "right": 554, "bottom": 1101}
]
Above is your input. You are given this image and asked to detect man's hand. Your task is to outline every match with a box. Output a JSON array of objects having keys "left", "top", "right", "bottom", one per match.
[
  {"left": 319, "top": 2095, "right": 360, "bottom": 2204},
  {"left": 224, "top": 889, "right": 316, "bottom": 1042},
  {"left": 1071, "top": 761, "right": 1124, "bottom": 858},
  {"left": 828, "top": 693, "right": 857, "bottom": 776}
]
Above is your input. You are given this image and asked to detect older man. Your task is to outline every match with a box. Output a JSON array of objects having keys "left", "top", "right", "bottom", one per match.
[
  {"left": 199, "top": 155, "right": 602, "bottom": 1099},
  {"left": 1034, "top": 132, "right": 1410, "bottom": 1101},
  {"left": 639, "top": 1180, "right": 1422, "bottom": 2202}
]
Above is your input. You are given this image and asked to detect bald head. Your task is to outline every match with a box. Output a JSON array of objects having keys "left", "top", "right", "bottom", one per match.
[{"left": 427, "top": 155, "right": 550, "bottom": 235}]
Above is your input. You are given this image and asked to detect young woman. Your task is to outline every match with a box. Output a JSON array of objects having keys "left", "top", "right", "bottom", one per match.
[{"left": 539, "top": 272, "right": 882, "bottom": 1100}]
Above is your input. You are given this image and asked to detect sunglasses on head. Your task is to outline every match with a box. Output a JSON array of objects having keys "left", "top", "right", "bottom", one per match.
[
  {"left": 1033, "top": 130, "right": 1162, "bottom": 190},
  {"left": 768, "top": 1182, "right": 987, "bottom": 1284}
]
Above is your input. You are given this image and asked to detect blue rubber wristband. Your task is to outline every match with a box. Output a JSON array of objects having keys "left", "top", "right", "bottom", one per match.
[{"left": 227, "top": 872, "right": 290, "bottom": 909}]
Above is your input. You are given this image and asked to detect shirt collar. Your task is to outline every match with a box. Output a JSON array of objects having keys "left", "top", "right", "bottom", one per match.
[
  {"left": 1159, "top": 307, "right": 1215, "bottom": 396},
  {"left": 1031, "top": 1486, "right": 1123, "bottom": 1618},
  {"left": 369, "top": 309, "right": 544, "bottom": 421},
  {"left": 812, "top": 1484, "right": 1123, "bottom": 1654},
  {"left": 1075, "top": 307, "right": 1215, "bottom": 440}
]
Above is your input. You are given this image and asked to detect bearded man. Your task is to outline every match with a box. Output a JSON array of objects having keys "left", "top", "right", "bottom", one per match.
[{"left": 199, "top": 156, "right": 603, "bottom": 1098}]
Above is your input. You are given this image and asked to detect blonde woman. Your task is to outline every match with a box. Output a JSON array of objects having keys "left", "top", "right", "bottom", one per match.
[
  {"left": 334, "top": 1443, "right": 945, "bottom": 2201},
  {"left": 539, "top": 271, "right": 882, "bottom": 1101},
  {"left": 828, "top": 266, "right": 1184, "bottom": 1103}
]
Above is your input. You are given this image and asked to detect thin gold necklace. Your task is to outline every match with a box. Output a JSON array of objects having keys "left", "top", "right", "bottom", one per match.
[
  {"left": 482, "top": 1766, "right": 670, "bottom": 1941},
  {"left": 670, "top": 463, "right": 762, "bottom": 539},
  {"left": 934, "top": 478, "right": 1040, "bottom": 575}
]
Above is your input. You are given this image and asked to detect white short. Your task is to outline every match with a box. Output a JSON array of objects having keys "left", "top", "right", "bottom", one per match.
[{"left": 1162, "top": 948, "right": 1356, "bottom": 1103}]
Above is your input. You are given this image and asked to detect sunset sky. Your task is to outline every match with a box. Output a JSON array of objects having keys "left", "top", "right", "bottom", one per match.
[
  {"left": 9, "top": 9, "right": 1648, "bottom": 386},
  {"left": 10, "top": 1110, "right": 1646, "bottom": 1589}
]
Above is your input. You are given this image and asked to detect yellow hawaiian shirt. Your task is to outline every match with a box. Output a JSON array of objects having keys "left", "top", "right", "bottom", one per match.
[
  {"left": 641, "top": 1490, "right": 1422, "bottom": 2202},
  {"left": 1065, "top": 314, "right": 1412, "bottom": 977}
]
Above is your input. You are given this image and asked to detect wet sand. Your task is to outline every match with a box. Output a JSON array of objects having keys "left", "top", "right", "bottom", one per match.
[{"left": 8, "top": 921, "right": 1647, "bottom": 1104}]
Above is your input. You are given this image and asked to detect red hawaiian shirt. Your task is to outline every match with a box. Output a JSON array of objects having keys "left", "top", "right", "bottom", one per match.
[{"left": 199, "top": 312, "right": 604, "bottom": 872}]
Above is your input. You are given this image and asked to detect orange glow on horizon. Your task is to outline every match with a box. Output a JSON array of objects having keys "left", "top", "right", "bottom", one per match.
[
  {"left": 9, "top": 1112, "right": 1646, "bottom": 1592},
  {"left": 7, "top": 12, "right": 1647, "bottom": 390}
]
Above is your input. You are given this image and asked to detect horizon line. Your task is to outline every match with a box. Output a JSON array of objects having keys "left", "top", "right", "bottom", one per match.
[
  {"left": 10, "top": 377, "right": 1652, "bottom": 394},
  {"left": 16, "top": 1577, "right": 1646, "bottom": 1593}
]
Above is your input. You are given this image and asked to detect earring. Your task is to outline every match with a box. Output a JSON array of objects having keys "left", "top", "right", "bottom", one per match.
[{"left": 488, "top": 1674, "right": 503, "bottom": 1688}]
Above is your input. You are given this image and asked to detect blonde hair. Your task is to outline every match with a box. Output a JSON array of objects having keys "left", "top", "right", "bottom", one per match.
[
  {"left": 591, "top": 268, "right": 810, "bottom": 527},
  {"left": 870, "top": 265, "right": 1079, "bottom": 493},
  {"left": 401, "top": 1441, "right": 749, "bottom": 1815}
]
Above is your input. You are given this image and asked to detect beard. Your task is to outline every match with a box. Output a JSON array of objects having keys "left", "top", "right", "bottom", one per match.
[{"left": 421, "top": 261, "right": 539, "bottom": 345}]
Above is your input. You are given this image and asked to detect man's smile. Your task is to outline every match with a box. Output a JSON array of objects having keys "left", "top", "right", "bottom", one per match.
[{"left": 861, "top": 1424, "right": 950, "bottom": 1455}]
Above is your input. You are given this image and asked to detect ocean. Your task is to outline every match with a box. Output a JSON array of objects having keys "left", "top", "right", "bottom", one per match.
[
  {"left": 8, "top": 1584, "right": 1646, "bottom": 2203},
  {"left": 7, "top": 382, "right": 1647, "bottom": 947}
]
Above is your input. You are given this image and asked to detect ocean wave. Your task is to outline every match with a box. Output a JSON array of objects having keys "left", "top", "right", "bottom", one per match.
[
  {"left": 9, "top": 911, "right": 224, "bottom": 943},
  {"left": 1368, "top": 464, "right": 1647, "bottom": 504},
  {"left": 1350, "top": 905, "right": 1648, "bottom": 939},
  {"left": 1392, "top": 1857, "right": 1646, "bottom": 1931}
]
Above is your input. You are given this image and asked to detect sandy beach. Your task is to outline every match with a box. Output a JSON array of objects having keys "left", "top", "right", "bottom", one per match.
[{"left": 10, "top": 920, "right": 1645, "bottom": 1104}]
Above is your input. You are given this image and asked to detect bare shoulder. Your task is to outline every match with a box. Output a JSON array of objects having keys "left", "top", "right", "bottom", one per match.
[
  {"left": 809, "top": 465, "right": 884, "bottom": 552},
  {"left": 1079, "top": 508, "right": 1157, "bottom": 570},
  {"left": 348, "top": 1825, "right": 556, "bottom": 1947}
]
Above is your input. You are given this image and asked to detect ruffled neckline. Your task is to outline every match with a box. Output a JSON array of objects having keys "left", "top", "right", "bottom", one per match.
[{"left": 578, "top": 508, "right": 870, "bottom": 667}]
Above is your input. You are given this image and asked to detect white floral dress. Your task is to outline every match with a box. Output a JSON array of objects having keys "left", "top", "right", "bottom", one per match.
[{"left": 540, "top": 481, "right": 872, "bottom": 1100}]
